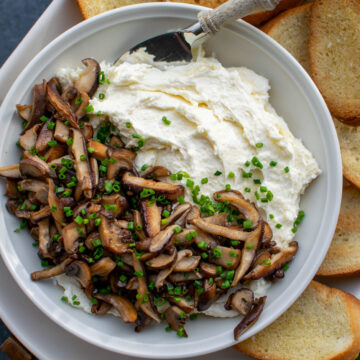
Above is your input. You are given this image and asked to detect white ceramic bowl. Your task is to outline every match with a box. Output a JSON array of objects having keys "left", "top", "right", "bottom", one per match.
[{"left": 0, "top": 3, "right": 342, "bottom": 359}]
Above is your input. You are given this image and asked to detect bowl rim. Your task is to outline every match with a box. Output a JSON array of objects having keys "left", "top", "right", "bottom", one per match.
[{"left": 0, "top": 3, "right": 342, "bottom": 358}]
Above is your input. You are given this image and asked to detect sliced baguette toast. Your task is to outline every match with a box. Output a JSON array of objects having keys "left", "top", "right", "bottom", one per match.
[
  {"left": 261, "top": 3, "right": 312, "bottom": 71},
  {"left": 76, "top": 0, "right": 304, "bottom": 25},
  {"left": 242, "top": 0, "right": 304, "bottom": 26},
  {"left": 308, "top": 0, "right": 360, "bottom": 125},
  {"left": 235, "top": 281, "right": 360, "bottom": 360},
  {"left": 334, "top": 117, "right": 360, "bottom": 190},
  {"left": 318, "top": 183, "right": 360, "bottom": 277}
]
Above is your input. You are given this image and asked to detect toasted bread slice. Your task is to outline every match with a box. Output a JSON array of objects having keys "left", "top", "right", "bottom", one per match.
[
  {"left": 76, "top": 0, "right": 155, "bottom": 19},
  {"left": 308, "top": 0, "right": 360, "bottom": 124},
  {"left": 333, "top": 117, "right": 360, "bottom": 189},
  {"left": 318, "top": 184, "right": 360, "bottom": 277},
  {"left": 77, "top": 0, "right": 304, "bottom": 24},
  {"left": 244, "top": 0, "right": 303, "bottom": 26},
  {"left": 261, "top": 3, "right": 312, "bottom": 72},
  {"left": 235, "top": 281, "right": 360, "bottom": 360}
]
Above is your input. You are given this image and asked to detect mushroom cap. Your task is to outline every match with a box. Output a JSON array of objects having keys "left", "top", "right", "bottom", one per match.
[
  {"left": 65, "top": 260, "right": 92, "bottom": 288},
  {"left": 74, "top": 58, "right": 100, "bottom": 98},
  {"left": 225, "top": 288, "right": 254, "bottom": 315}
]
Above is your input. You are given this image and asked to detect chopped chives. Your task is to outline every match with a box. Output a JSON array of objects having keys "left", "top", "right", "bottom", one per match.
[{"left": 162, "top": 116, "right": 171, "bottom": 125}]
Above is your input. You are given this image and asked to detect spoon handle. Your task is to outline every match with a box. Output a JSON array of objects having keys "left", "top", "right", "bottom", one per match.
[{"left": 198, "top": 0, "right": 280, "bottom": 34}]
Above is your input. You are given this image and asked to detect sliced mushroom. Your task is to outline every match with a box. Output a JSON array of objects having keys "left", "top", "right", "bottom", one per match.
[
  {"left": 99, "top": 215, "right": 131, "bottom": 254},
  {"left": 252, "top": 250, "right": 272, "bottom": 268},
  {"left": 20, "top": 153, "right": 53, "bottom": 178},
  {"left": 209, "top": 245, "right": 241, "bottom": 270},
  {"left": 146, "top": 247, "right": 177, "bottom": 270},
  {"left": 161, "top": 203, "right": 192, "bottom": 229},
  {"left": 71, "top": 128, "right": 93, "bottom": 198},
  {"left": 0, "top": 164, "right": 21, "bottom": 179},
  {"left": 47, "top": 178, "right": 65, "bottom": 226},
  {"left": 126, "top": 277, "right": 139, "bottom": 291},
  {"left": 185, "top": 206, "right": 200, "bottom": 226},
  {"left": 132, "top": 252, "right": 161, "bottom": 323},
  {"left": 101, "top": 194, "right": 128, "bottom": 217},
  {"left": 44, "top": 144, "right": 67, "bottom": 163},
  {"left": 203, "top": 213, "right": 227, "bottom": 226},
  {"left": 136, "top": 238, "right": 151, "bottom": 253},
  {"left": 65, "top": 260, "right": 92, "bottom": 288},
  {"left": 54, "top": 120, "right": 69, "bottom": 143},
  {"left": 173, "top": 255, "right": 200, "bottom": 272},
  {"left": 31, "top": 256, "right": 75, "bottom": 281},
  {"left": 244, "top": 241, "right": 298, "bottom": 280},
  {"left": 232, "top": 221, "right": 263, "bottom": 287},
  {"left": 35, "top": 120, "right": 53, "bottom": 152},
  {"left": 63, "top": 222, "right": 85, "bottom": 254},
  {"left": 75, "top": 92, "right": 90, "bottom": 119},
  {"left": 140, "top": 199, "right": 161, "bottom": 238},
  {"left": 109, "top": 135, "right": 124, "bottom": 149},
  {"left": 47, "top": 78, "right": 79, "bottom": 129},
  {"left": 19, "top": 179, "right": 48, "bottom": 204},
  {"left": 199, "top": 262, "right": 218, "bottom": 278},
  {"left": 16, "top": 104, "right": 32, "bottom": 122},
  {"left": 173, "top": 229, "right": 196, "bottom": 247},
  {"left": 92, "top": 301, "right": 112, "bottom": 316},
  {"left": 225, "top": 288, "right": 254, "bottom": 315},
  {"left": 23, "top": 80, "right": 47, "bottom": 132},
  {"left": 106, "top": 148, "right": 135, "bottom": 180},
  {"left": 191, "top": 217, "right": 249, "bottom": 241},
  {"left": 149, "top": 225, "right": 177, "bottom": 253},
  {"left": 6, "top": 199, "right": 17, "bottom": 215},
  {"left": 38, "top": 218, "right": 51, "bottom": 259},
  {"left": 135, "top": 311, "right": 153, "bottom": 333},
  {"left": 155, "top": 249, "right": 192, "bottom": 289},
  {"left": 122, "top": 172, "right": 185, "bottom": 201},
  {"left": 165, "top": 306, "right": 188, "bottom": 337},
  {"left": 74, "top": 58, "right": 100, "bottom": 98},
  {"left": 85, "top": 232, "right": 100, "bottom": 250},
  {"left": 197, "top": 278, "right": 218, "bottom": 311},
  {"left": 169, "top": 272, "right": 203, "bottom": 283},
  {"left": 30, "top": 205, "right": 51, "bottom": 223},
  {"left": 4, "top": 179, "right": 20, "bottom": 199},
  {"left": 86, "top": 141, "right": 109, "bottom": 161},
  {"left": 90, "top": 257, "right": 116, "bottom": 278},
  {"left": 133, "top": 210, "right": 146, "bottom": 242},
  {"left": 233, "top": 296, "right": 267, "bottom": 340},
  {"left": 94, "top": 293, "right": 137, "bottom": 323},
  {"left": 144, "top": 166, "right": 171, "bottom": 179},
  {"left": 166, "top": 296, "right": 194, "bottom": 313},
  {"left": 61, "top": 86, "right": 78, "bottom": 103},
  {"left": 214, "top": 190, "right": 259, "bottom": 227},
  {"left": 19, "top": 124, "right": 41, "bottom": 150},
  {"left": 89, "top": 157, "right": 99, "bottom": 190},
  {"left": 261, "top": 222, "right": 273, "bottom": 247}
]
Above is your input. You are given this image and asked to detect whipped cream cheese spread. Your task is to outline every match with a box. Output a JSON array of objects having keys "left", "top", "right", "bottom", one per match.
[{"left": 56, "top": 53, "right": 320, "bottom": 318}]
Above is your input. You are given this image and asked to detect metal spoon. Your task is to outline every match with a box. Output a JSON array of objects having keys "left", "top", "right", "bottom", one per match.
[{"left": 120, "top": 0, "right": 280, "bottom": 63}]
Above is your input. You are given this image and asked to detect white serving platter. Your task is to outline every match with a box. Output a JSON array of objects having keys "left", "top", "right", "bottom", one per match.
[{"left": 0, "top": 1, "right": 358, "bottom": 359}]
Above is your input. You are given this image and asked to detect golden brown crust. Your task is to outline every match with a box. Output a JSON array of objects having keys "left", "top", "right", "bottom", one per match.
[
  {"left": 243, "top": 0, "right": 303, "bottom": 25},
  {"left": 76, "top": 0, "right": 305, "bottom": 21},
  {"left": 308, "top": 0, "right": 360, "bottom": 123},
  {"left": 333, "top": 117, "right": 360, "bottom": 191},
  {"left": 235, "top": 281, "right": 360, "bottom": 360},
  {"left": 76, "top": 0, "right": 89, "bottom": 19},
  {"left": 317, "top": 184, "right": 360, "bottom": 277},
  {"left": 261, "top": 3, "right": 312, "bottom": 34}
]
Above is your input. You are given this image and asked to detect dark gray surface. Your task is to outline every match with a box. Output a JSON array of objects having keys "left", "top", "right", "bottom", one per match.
[
  {"left": 0, "top": 1, "right": 51, "bottom": 356},
  {"left": 0, "top": 0, "right": 52, "bottom": 66}
]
